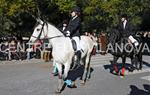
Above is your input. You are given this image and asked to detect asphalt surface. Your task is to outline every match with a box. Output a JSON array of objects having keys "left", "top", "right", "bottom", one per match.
[{"left": 0, "top": 54, "right": 149, "bottom": 95}]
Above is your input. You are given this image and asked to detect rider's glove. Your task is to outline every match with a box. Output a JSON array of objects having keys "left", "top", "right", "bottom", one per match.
[
  {"left": 65, "top": 31, "right": 70, "bottom": 37},
  {"left": 128, "top": 35, "right": 139, "bottom": 47}
]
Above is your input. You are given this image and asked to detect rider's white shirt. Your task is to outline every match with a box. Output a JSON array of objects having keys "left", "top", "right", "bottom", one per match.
[{"left": 123, "top": 20, "right": 127, "bottom": 29}]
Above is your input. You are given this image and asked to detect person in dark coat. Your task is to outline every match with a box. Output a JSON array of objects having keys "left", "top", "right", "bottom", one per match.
[
  {"left": 65, "top": 7, "right": 81, "bottom": 37},
  {"left": 57, "top": 20, "right": 68, "bottom": 35},
  {"left": 118, "top": 14, "right": 139, "bottom": 47},
  {"left": 118, "top": 14, "right": 132, "bottom": 37},
  {"left": 65, "top": 6, "right": 81, "bottom": 64}
]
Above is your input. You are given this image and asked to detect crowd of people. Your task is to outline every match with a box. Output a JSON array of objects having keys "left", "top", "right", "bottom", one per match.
[
  {"left": 0, "top": 33, "right": 149, "bottom": 62},
  {"left": 0, "top": 36, "right": 26, "bottom": 60},
  {"left": 0, "top": 32, "right": 108, "bottom": 61},
  {"left": 0, "top": 36, "right": 52, "bottom": 61}
]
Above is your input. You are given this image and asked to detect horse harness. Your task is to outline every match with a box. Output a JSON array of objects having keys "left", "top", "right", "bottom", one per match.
[{"left": 32, "top": 22, "right": 64, "bottom": 40}]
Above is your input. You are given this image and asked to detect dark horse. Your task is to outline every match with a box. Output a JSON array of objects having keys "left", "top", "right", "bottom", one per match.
[{"left": 108, "top": 28, "right": 144, "bottom": 76}]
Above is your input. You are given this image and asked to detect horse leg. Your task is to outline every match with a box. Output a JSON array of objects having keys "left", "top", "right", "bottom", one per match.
[
  {"left": 134, "top": 55, "right": 139, "bottom": 70},
  {"left": 131, "top": 54, "right": 140, "bottom": 71},
  {"left": 86, "top": 56, "right": 92, "bottom": 80},
  {"left": 138, "top": 53, "right": 143, "bottom": 70},
  {"left": 120, "top": 56, "right": 126, "bottom": 76},
  {"left": 52, "top": 60, "right": 58, "bottom": 76},
  {"left": 129, "top": 55, "right": 135, "bottom": 72},
  {"left": 111, "top": 56, "right": 119, "bottom": 75},
  {"left": 81, "top": 54, "right": 91, "bottom": 85},
  {"left": 87, "top": 65, "right": 93, "bottom": 81},
  {"left": 55, "top": 63, "right": 63, "bottom": 94},
  {"left": 79, "top": 56, "right": 86, "bottom": 81},
  {"left": 64, "top": 61, "right": 77, "bottom": 86},
  {"left": 63, "top": 61, "right": 78, "bottom": 88}
]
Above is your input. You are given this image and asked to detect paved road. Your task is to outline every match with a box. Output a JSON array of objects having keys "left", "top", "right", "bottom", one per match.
[{"left": 0, "top": 54, "right": 149, "bottom": 95}]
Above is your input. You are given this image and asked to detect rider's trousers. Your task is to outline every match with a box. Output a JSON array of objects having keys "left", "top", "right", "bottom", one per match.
[{"left": 72, "top": 36, "right": 81, "bottom": 51}]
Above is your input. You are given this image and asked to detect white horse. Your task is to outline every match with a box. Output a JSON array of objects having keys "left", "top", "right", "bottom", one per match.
[{"left": 29, "top": 19, "right": 95, "bottom": 93}]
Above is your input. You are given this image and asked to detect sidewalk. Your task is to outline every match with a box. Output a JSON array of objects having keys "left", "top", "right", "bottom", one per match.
[
  {"left": 0, "top": 58, "right": 45, "bottom": 65},
  {"left": 0, "top": 53, "right": 149, "bottom": 67}
]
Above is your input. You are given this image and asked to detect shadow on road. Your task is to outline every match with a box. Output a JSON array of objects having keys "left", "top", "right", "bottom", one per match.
[
  {"left": 103, "top": 62, "right": 134, "bottom": 74},
  {"left": 67, "top": 65, "right": 94, "bottom": 81},
  {"left": 60, "top": 65, "right": 94, "bottom": 91},
  {"left": 128, "top": 84, "right": 150, "bottom": 95},
  {"left": 55, "top": 65, "right": 86, "bottom": 92},
  {"left": 67, "top": 65, "right": 84, "bottom": 81},
  {"left": 143, "top": 61, "right": 150, "bottom": 67},
  {"left": 103, "top": 60, "right": 150, "bottom": 75},
  {"left": 55, "top": 65, "right": 94, "bottom": 93}
]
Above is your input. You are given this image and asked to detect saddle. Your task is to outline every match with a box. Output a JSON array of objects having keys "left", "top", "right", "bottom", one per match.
[
  {"left": 71, "top": 39, "right": 77, "bottom": 51},
  {"left": 71, "top": 39, "right": 83, "bottom": 52},
  {"left": 70, "top": 39, "right": 81, "bottom": 70}
]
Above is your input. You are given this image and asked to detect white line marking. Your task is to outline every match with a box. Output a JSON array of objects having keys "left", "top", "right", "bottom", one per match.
[
  {"left": 126, "top": 68, "right": 150, "bottom": 75},
  {"left": 92, "top": 64, "right": 104, "bottom": 67},
  {"left": 141, "top": 76, "right": 150, "bottom": 81}
]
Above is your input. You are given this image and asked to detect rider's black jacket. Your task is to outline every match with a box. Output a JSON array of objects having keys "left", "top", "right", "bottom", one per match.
[
  {"left": 65, "top": 16, "right": 81, "bottom": 37},
  {"left": 118, "top": 21, "right": 133, "bottom": 38}
]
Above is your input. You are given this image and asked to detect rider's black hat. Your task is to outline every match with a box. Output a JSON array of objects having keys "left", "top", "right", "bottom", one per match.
[
  {"left": 71, "top": 6, "right": 81, "bottom": 13},
  {"left": 62, "top": 20, "right": 68, "bottom": 24},
  {"left": 121, "top": 14, "right": 128, "bottom": 18}
]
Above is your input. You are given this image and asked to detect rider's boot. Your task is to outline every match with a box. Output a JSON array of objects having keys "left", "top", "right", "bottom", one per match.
[{"left": 75, "top": 50, "right": 81, "bottom": 66}]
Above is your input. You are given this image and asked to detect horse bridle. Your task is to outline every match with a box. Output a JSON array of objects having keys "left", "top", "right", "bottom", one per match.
[
  {"left": 31, "top": 22, "right": 45, "bottom": 39},
  {"left": 31, "top": 22, "right": 64, "bottom": 40}
]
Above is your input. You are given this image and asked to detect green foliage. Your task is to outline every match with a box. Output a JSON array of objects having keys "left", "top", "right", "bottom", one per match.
[
  {"left": 55, "top": 0, "right": 76, "bottom": 13},
  {"left": 7, "top": 0, "right": 36, "bottom": 16},
  {"left": 0, "top": 0, "right": 150, "bottom": 36}
]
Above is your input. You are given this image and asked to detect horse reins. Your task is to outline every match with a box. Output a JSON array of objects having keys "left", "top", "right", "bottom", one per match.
[
  {"left": 31, "top": 22, "right": 45, "bottom": 39},
  {"left": 32, "top": 22, "right": 64, "bottom": 40}
]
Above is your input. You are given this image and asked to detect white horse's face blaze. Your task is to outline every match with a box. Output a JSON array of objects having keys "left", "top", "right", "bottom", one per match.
[{"left": 29, "top": 21, "right": 44, "bottom": 43}]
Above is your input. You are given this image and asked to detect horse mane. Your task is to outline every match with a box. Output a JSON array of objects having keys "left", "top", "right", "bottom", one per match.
[
  {"left": 45, "top": 21, "right": 60, "bottom": 31},
  {"left": 45, "top": 21, "right": 64, "bottom": 36},
  {"left": 109, "top": 28, "right": 121, "bottom": 44}
]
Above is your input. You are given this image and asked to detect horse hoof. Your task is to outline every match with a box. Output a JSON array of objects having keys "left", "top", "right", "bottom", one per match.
[
  {"left": 120, "top": 72, "right": 125, "bottom": 76},
  {"left": 54, "top": 89, "right": 61, "bottom": 94},
  {"left": 86, "top": 78, "right": 90, "bottom": 81},
  {"left": 54, "top": 91, "right": 61, "bottom": 94},
  {"left": 67, "top": 84, "right": 77, "bottom": 88},
  {"left": 139, "top": 68, "right": 142, "bottom": 71},
  {"left": 80, "top": 81, "right": 85, "bottom": 86},
  {"left": 128, "top": 68, "right": 134, "bottom": 72},
  {"left": 111, "top": 70, "right": 119, "bottom": 76},
  {"left": 52, "top": 72, "right": 58, "bottom": 76},
  {"left": 120, "top": 76, "right": 125, "bottom": 78}
]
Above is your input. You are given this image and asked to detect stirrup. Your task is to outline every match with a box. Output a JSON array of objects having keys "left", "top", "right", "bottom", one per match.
[{"left": 72, "top": 50, "right": 81, "bottom": 68}]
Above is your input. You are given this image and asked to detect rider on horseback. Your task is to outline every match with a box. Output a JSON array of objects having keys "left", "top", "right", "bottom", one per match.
[
  {"left": 118, "top": 14, "right": 139, "bottom": 47},
  {"left": 64, "top": 6, "right": 81, "bottom": 65},
  {"left": 52, "top": 7, "right": 81, "bottom": 76}
]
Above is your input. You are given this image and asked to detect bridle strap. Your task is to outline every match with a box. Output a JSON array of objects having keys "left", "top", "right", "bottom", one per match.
[
  {"left": 41, "top": 22, "right": 65, "bottom": 40},
  {"left": 33, "top": 21, "right": 64, "bottom": 40},
  {"left": 31, "top": 35, "right": 38, "bottom": 38},
  {"left": 42, "top": 35, "right": 64, "bottom": 40}
]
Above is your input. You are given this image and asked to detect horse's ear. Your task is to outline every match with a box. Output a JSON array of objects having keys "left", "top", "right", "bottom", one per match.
[
  {"left": 36, "top": 18, "right": 43, "bottom": 24},
  {"left": 36, "top": 18, "right": 40, "bottom": 22}
]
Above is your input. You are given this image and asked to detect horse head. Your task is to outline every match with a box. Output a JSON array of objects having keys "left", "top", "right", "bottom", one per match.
[
  {"left": 29, "top": 18, "right": 64, "bottom": 43},
  {"left": 29, "top": 18, "right": 45, "bottom": 43}
]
